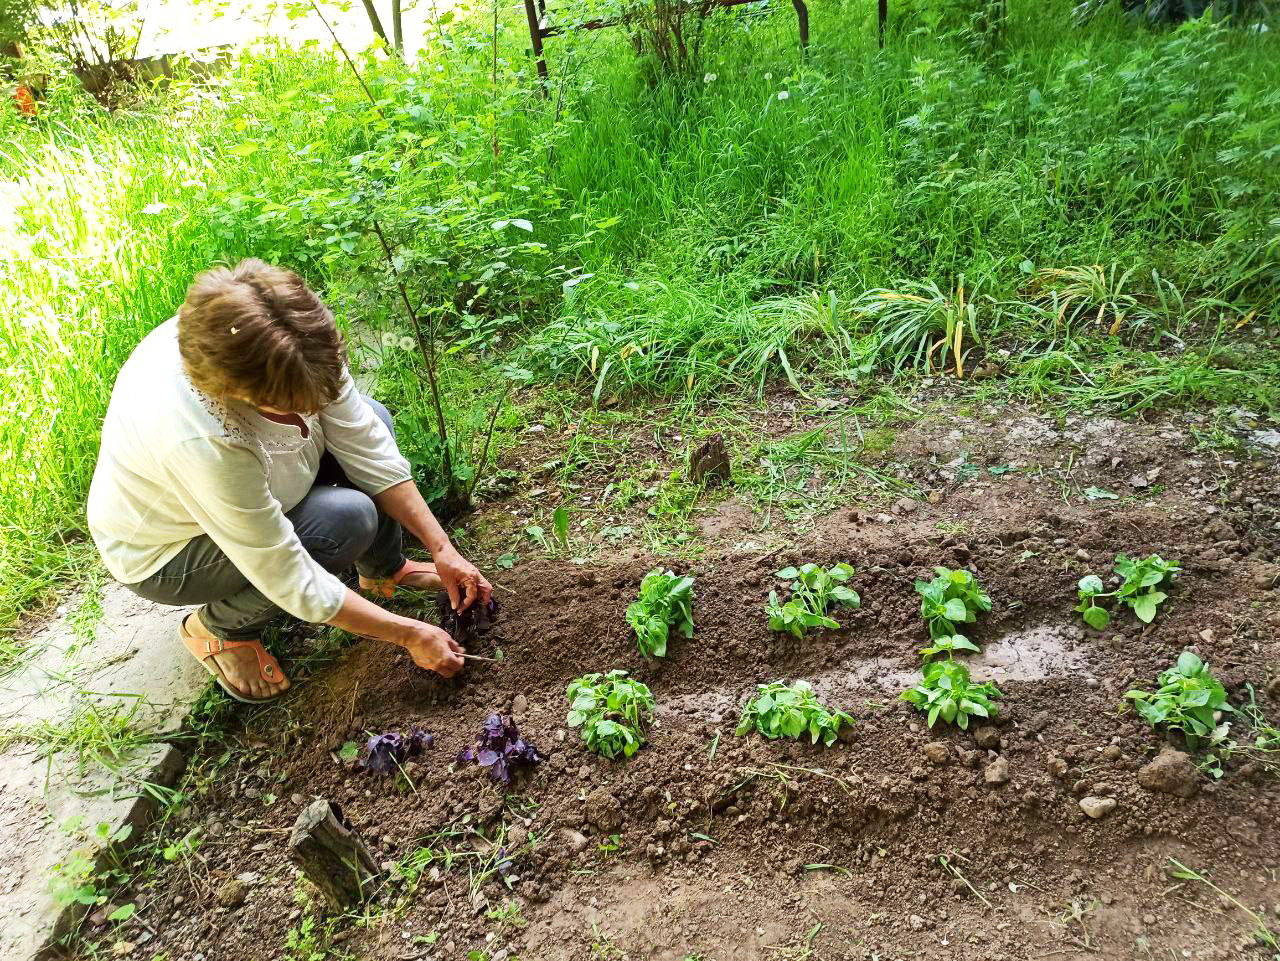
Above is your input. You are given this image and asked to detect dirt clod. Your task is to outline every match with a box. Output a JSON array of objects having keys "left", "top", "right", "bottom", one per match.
[
  {"left": 922, "top": 742, "right": 951, "bottom": 766},
  {"left": 974, "top": 726, "right": 1001, "bottom": 749},
  {"left": 215, "top": 879, "right": 248, "bottom": 910},
  {"left": 1137, "top": 750, "right": 1201, "bottom": 798},
  {"left": 584, "top": 788, "right": 623, "bottom": 833}
]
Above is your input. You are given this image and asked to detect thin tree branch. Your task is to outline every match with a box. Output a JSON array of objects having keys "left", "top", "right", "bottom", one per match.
[
  {"left": 359, "top": 0, "right": 390, "bottom": 45},
  {"left": 308, "top": 0, "right": 387, "bottom": 119},
  {"left": 467, "top": 386, "right": 511, "bottom": 498}
]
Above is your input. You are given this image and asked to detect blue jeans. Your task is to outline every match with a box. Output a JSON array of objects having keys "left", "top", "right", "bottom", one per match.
[{"left": 124, "top": 397, "right": 406, "bottom": 639}]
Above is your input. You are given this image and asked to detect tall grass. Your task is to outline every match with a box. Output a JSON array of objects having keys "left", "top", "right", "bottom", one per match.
[{"left": 1, "top": 0, "right": 1278, "bottom": 627}]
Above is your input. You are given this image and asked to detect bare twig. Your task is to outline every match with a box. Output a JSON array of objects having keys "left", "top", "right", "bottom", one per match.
[
  {"left": 467, "top": 386, "right": 511, "bottom": 499},
  {"left": 308, "top": 0, "right": 387, "bottom": 119}
]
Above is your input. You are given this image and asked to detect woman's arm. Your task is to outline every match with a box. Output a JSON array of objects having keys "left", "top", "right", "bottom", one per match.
[
  {"left": 327, "top": 587, "right": 465, "bottom": 677},
  {"left": 373, "top": 480, "right": 492, "bottom": 612}
]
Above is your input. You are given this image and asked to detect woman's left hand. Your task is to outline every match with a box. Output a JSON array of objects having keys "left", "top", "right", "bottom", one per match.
[{"left": 434, "top": 547, "right": 493, "bottom": 612}]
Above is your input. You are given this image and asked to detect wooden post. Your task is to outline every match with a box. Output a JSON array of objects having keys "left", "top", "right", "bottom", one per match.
[
  {"left": 792, "top": 0, "right": 809, "bottom": 49},
  {"left": 523, "top": 0, "right": 549, "bottom": 91},
  {"left": 288, "top": 800, "right": 381, "bottom": 910},
  {"left": 878, "top": 0, "right": 887, "bottom": 48}
]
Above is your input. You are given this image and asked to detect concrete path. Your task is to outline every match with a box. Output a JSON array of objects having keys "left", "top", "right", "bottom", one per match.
[{"left": 0, "top": 585, "right": 208, "bottom": 961}]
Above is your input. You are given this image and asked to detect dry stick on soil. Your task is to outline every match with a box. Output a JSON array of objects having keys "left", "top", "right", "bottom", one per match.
[{"left": 939, "top": 854, "right": 993, "bottom": 909}]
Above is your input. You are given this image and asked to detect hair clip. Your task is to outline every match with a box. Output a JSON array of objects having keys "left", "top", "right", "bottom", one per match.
[{"left": 230, "top": 326, "right": 239, "bottom": 335}]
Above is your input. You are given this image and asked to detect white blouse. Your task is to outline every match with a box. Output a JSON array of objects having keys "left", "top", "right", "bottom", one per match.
[{"left": 87, "top": 317, "right": 412, "bottom": 624}]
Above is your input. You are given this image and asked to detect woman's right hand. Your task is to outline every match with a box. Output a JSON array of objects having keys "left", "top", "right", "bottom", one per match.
[{"left": 398, "top": 620, "right": 465, "bottom": 678}]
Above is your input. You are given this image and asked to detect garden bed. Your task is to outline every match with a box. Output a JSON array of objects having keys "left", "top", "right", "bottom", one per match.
[{"left": 112, "top": 401, "right": 1280, "bottom": 961}]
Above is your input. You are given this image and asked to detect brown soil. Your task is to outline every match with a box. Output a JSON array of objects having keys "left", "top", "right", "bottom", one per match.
[{"left": 91, "top": 399, "right": 1280, "bottom": 961}]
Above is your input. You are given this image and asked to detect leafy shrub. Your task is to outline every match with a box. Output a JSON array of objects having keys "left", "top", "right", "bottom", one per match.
[
  {"left": 900, "top": 659, "right": 1002, "bottom": 729},
  {"left": 765, "top": 562, "right": 861, "bottom": 639},
  {"left": 1125, "top": 651, "right": 1233, "bottom": 747},
  {"left": 566, "top": 670, "right": 655, "bottom": 760},
  {"left": 457, "top": 714, "right": 543, "bottom": 785},
  {"left": 916, "top": 567, "right": 992, "bottom": 639},
  {"left": 736, "top": 680, "right": 853, "bottom": 746},
  {"left": 626, "top": 569, "right": 694, "bottom": 658},
  {"left": 1076, "top": 553, "right": 1180, "bottom": 629},
  {"left": 919, "top": 634, "right": 980, "bottom": 663}
]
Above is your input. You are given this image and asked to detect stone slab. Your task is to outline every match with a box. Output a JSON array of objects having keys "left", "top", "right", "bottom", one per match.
[{"left": 0, "top": 584, "right": 209, "bottom": 961}]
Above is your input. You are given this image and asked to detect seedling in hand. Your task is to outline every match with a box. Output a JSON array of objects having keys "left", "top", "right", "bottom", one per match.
[
  {"left": 900, "top": 659, "right": 1002, "bottom": 729},
  {"left": 1076, "top": 553, "right": 1180, "bottom": 629},
  {"left": 566, "top": 670, "right": 655, "bottom": 759},
  {"left": 736, "top": 680, "right": 853, "bottom": 746},
  {"left": 765, "top": 562, "right": 861, "bottom": 639},
  {"left": 1125, "top": 651, "right": 1233, "bottom": 748},
  {"left": 437, "top": 592, "right": 501, "bottom": 645},
  {"left": 457, "top": 714, "right": 543, "bottom": 785},
  {"left": 626, "top": 569, "right": 694, "bottom": 658}
]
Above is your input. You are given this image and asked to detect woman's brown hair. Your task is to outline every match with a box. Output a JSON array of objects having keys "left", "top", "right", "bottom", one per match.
[{"left": 178, "top": 259, "right": 347, "bottom": 414}]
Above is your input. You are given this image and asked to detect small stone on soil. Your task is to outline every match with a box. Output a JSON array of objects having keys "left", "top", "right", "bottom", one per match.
[
  {"left": 922, "top": 742, "right": 951, "bottom": 766},
  {"left": 1079, "top": 797, "right": 1116, "bottom": 819},
  {"left": 984, "top": 757, "right": 1010, "bottom": 786}
]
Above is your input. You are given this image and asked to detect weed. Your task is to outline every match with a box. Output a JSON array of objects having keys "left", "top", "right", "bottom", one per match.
[
  {"left": 1077, "top": 554, "right": 1180, "bottom": 628},
  {"left": 566, "top": 671, "right": 655, "bottom": 760},
  {"left": 765, "top": 563, "right": 860, "bottom": 639},
  {"left": 915, "top": 567, "right": 991, "bottom": 639},
  {"left": 626, "top": 569, "right": 695, "bottom": 659},
  {"left": 736, "top": 680, "right": 853, "bottom": 746},
  {"left": 1167, "top": 858, "right": 1278, "bottom": 953},
  {"left": 1125, "top": 651, "right": 1233, "bottom": 749},
  {"left": 900, "top": 659, "right": 1002, "bottom": 729}
]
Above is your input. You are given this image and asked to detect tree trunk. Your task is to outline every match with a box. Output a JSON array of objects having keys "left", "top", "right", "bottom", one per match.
[
  {"left": 391, "top": 0, "right": 404, "bottom": 54},
  {"left": 360, "top": 0, "right": 390, "bottom": 45},
  {"left": 288, "top": 800, "right": 381, "bottom": 910}
]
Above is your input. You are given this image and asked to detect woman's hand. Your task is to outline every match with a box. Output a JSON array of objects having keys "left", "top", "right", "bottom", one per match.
[
  {"left": 434, "top": 546, "right": 493, "bottom": 613},
  {"left": 398, "top": 621, "right": 465, "bottom": 678}
]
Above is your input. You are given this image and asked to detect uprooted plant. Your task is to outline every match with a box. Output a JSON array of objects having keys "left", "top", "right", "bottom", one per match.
[
  {"left": 765, "top": 562, "right": 861, "bottom": 639},
  {"left": 900, "top": 659, "right": 1003, "bottom": 729},
  {"left": 1125, "top": 651, "right": 1233, "bottom": 749},
  {"left": 916, "top": 566, "right": 991, "bottom": 639},
  {"left": 457, "top": 714, "right": 544, "bottom": 785},
  {"left": 1077, "top": 553, "right": 1180, "bottom": 629},
  {"left": 626, "top": 569, "right": 694, "bottom": 659},
  {"left": 566, "top": 670, "right": 655, "bottom": 760},
  {"left": 736, "top": 680, "right": 853, "bottom": 747}
]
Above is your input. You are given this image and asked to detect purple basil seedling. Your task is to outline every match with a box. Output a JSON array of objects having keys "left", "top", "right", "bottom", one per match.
[{"left": 457, "top": 713, "right": 543, "bottom": 785}]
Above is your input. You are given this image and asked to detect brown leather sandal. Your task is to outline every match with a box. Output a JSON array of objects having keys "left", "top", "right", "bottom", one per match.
[
  {"left": 359, "top": 559, "right": 442, "bottom": 599},
  {"left": 179, "top": 614, "right": 287, "bottom": 705}
]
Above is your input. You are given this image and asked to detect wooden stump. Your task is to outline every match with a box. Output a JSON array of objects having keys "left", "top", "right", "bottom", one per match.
[
  {"left": 288, "top": 800, "right": 381, "bottom": 909},
  {"left": 689, "top": 434, "right": 731, "bottom": 485}
]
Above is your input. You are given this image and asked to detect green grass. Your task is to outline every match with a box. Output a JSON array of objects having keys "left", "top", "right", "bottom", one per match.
[{"left": 1, "top": 0, "right": 1278, "bottom": 639}]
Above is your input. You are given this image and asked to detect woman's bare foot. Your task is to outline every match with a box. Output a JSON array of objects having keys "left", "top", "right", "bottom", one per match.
[
  {"left": 183, "top": 613, "right": 290, "bottom": 701},
  {"left": 360, "top": 560, "right": 443, "bottom": 598}
]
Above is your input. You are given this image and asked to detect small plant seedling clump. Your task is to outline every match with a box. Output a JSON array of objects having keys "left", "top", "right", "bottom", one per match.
[
  {"left": 1076, "top": 553, "right": 1180, "bottom": 629},
  {"left": 362, "top": 727, "right": 433, "bottom": 775},
  {"left": 765, "top": 562, "right": 861, "bottom": 639},
  {"left": 736, "top": 680, "right": 853, "bottom": 746},
  {"left": 919, "top": 634, "right": 980, "bottom": 663},
  {"left": 626, "top": 568, "right": 694, "bottom": 658},
  {"left": 436, "top": 592, "right": 501, "bottom": 645},
  {"left": 1125, "top": 651, "right": 1233, "bottom": 748},
  {"left": 900, "top": 659, "right": 1002, "bottom": 729},
  {"left": 915, "top": 567, "right": 991, "bottom": 639},
  {"left": 457, "top": 714, "right": 544, "bottom": 785},
  {"left": 566, "top": 670, "right": 655, "bottom": 759}
]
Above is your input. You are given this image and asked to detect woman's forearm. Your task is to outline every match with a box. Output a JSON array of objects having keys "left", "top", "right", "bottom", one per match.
[
  {"left": 327, "top": 587, "right": 417, "bottom": 644},
  {"left": 374, "top": 480, "right": 454, "bottom": 555}
]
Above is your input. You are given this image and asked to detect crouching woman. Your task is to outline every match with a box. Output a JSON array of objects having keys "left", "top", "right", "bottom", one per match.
[{"left": 87, "top": 259, "right": 490, "bottom": 703}]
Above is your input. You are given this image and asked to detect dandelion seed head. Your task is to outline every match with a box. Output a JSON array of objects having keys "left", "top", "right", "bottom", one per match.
[
  {"left": 399, "top": 336, "right": 416, "bottom": 352},
  {"left": 381, "top": 332, "right": 398, "bottom": 348},
  {"left": 777, "top": 90, "right": 790, "bottom": 101},
  {"left": 703, "top": 72, "right": 717, "bottom": 83}
]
